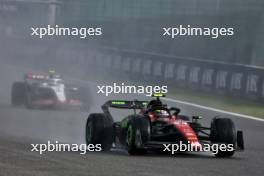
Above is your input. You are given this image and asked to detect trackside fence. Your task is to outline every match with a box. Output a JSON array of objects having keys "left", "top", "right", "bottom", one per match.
[{"left": 82, "top": 48, "right": 264, "bottom": 103}]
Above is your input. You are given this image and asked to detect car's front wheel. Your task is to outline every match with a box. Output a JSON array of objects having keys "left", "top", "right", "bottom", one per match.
[
  {"left": 126, "top": 116, "right": 150, "bottom": 155},
  {"left": 210, "top": 118, "right": 236, "bottom": 157},
  {"left": 85, "top": 113, "right": 113, "bottom": 151}
]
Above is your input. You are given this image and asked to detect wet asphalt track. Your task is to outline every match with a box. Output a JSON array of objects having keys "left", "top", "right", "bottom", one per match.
[{"left": 0, "top": 64, "right": 264, "bottom": 176}]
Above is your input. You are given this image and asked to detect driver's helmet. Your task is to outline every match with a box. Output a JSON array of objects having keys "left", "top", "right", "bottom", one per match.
[
  {"left": 147, "top": 99, "right": 162, "bottom": 110},
  {"left": 48, "top": 69, "right": 55, "bottom": 78},
  {"left": 153, "top": 109, "right": 169, "bottom": 116}
]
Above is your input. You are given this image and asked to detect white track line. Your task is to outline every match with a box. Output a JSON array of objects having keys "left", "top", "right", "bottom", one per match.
[
  {"left": 68, "top": 77, "right": 264, "bottom": 122},
  {"left": 14, "top": 67, "right": 262, "bottom": 123},
  {"left": 72, "top": 77, "right": 264, "bottom": 122},
  {"left": 163, "top": 97, "right": 264, "bottom": 122}
]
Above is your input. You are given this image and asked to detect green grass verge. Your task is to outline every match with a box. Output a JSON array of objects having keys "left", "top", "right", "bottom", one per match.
[
  {"left": 85, "top": 71, "right": 264, "bottom": 118},
  {"left": 168, "top": 87, "right": 264, "bottom": 118}
]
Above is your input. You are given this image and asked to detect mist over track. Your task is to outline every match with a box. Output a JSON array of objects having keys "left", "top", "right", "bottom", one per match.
[{"left": 0, "top": 62, "right": 263, "bottom": 176}]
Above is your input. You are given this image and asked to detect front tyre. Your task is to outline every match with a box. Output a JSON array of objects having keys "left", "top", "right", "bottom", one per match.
[
  {"left": 210, "top": 118, "right": 236, "bottom": 157},
  {"left": 126, "top": 116, "right": 150, "bottom": 155},
  {"left": 85, "top": 113, "right": 113, "bottom": 151}
]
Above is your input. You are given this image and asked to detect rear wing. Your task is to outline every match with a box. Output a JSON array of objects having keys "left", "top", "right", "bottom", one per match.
[
  {"left": 24, "top": 73, "right": 61, "bottom": 80},
  {"left": 101, "top": 100, "right": 148, "bottom": 121},
  {"left": 24, "top": 74, "right": 49, "bottom": 80},
  {"left": 102, "top": 100, "right": 148, "bottom": 109}
]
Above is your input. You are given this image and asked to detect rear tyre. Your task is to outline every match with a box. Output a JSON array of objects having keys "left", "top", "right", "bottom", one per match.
[
  {"left": 11, "top": 82, "right": 26, "bottom": 106},
  {"left": 126, "top": 116, "right": 150, "bottom": 155},
  {"left": 85, "top": 113, "right": 113, "bottom": 151},
  {"left": 210, "top": 118, "right": 236, "bottom": 157}
]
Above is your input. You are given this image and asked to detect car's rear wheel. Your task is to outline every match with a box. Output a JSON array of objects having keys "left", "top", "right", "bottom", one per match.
[
  {"left": 11, "top": 82, "right": 26, "bottom": 106},
  {"left": 85, "top": 113, "right": 113, "bottom": 151},
  {"left": 126, "top": 116, "right": 150, "bottom": 155},
  {"left": 210, "top": 118, "right": 236, "bottom": 157}
]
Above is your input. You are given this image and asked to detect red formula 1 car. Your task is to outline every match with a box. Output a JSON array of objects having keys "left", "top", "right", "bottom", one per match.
[{"left": 86, "top": 94, "right": 244, "bottom": 157}]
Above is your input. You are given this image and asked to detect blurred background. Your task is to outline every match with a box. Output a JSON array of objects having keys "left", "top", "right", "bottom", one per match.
[
  {"left": 1, "top": 0, "right": 264, "bottom": 64},
  {"left": 0, "top": 2, "right": 263, "bottom": 175},
  {"left": 0, "top": 0, "right": 264, "bottom": 107}
]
